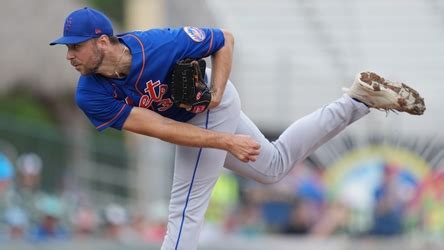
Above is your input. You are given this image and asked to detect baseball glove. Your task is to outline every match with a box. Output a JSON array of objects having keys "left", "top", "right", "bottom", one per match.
[{"left": 169, "top": 59, "right": 212, "bottom": 113}]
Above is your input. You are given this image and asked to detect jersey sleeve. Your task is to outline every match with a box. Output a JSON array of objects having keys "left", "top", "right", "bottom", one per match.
[
  {"left": 76, "top": 77, "right": 133, "bottom": 132},
  {"left": 175, "top": 27, "right": 225, "bottom": 59}
]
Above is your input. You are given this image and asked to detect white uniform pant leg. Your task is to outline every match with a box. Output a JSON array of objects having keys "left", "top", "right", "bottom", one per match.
[
  {"left": 161, "top": 81, "right": 241, "bottom": 250},
  {"left": 224, "top": 94, "right": 370, "bottom": 184}
]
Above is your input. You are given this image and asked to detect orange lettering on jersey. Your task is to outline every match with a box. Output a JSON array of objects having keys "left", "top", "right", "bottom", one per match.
[
  {"left": 144, "top": 80, "right": 168, "bottom": 101},
  {"left": 138, "top": 80, "right": 172, "bottom": 112},
  {"left": 158, "top": 98, "right": 173, "bottom": 111},
  {"left": 139, "top": 94, "right": 153, "bottom": 109}
]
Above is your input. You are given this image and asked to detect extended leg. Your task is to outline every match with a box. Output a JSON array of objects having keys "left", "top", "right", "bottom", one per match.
[
  {"left": 224, "top": 94, "right": 369, "bottom": 184},
  {"left": 225, "top": 71, "right": 425, "bottom": 184}
]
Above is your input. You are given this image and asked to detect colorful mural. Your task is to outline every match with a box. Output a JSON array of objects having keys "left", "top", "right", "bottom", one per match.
[{"left": 324, "top": 145, "right": 435, "bottom": 233}]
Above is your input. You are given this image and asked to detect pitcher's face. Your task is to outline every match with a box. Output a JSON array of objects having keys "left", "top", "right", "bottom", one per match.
[{"left": 66, "top": 39, "right": 104, "bottom": 75}]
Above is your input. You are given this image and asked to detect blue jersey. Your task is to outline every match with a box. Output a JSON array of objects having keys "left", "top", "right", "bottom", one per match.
[{"left": 76, "top": 27, "right": 225, "bottom": 131}]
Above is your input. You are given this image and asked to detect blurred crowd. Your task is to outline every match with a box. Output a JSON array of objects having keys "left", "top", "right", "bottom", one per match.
[
  {"left": 0, "top": 152, "right": 167, "bottom": 245},
  {"left": 1, "top": 150, "right": 444, "bottom": 245},
  {"left": 202, "top": 161, "right": 444, "bottom": 241}
]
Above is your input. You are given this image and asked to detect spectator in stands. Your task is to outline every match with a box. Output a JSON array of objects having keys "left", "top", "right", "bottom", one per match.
[
  {"left": 0, "top": 153, "right": 15, "bottom": 240},
  {"left": 0, "top": 153, "right": 14, "bottom": 202},
  {"left": 3, "top": 206, "right": 29, "bottom": 240},
  {"left": 279, "top": 163, "right": 326, "bottom": 235},
  {"left": 282, "top": 198, "right": 318, "bottom": 234},
  {"left": 126, "top": 209, "right": 166, "bottom": 244},
  {"left": 369, "top": 164, "right": 406, "bottom": 236},
  {"left": 227, "top": 202, "right": 265, "bottom": 236},
  {"left": 102, "top": 203, "right": 128, "bottom": 240},
  {"left": 71, "top": 204, "right": 98, "bottom": 237},
  {"left": 13, "top": 153, "right": 45, "bottom": 226},
  {"left": 30, "top": 195, "right": 69, "bottom": 241}
]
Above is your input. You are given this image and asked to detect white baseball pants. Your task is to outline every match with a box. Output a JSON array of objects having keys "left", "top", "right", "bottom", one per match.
[{"left": 161, "top": 73, "right": 369, "bottom": 250}]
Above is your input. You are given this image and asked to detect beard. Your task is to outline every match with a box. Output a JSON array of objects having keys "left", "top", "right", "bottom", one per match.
[{"left": 81, "top": 43, "right": 104, "bottom": 75}]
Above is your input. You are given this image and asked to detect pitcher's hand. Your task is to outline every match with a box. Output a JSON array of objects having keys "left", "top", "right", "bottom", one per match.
[{"left": 227, "top": 134, "right": 261, "bottom": 162}]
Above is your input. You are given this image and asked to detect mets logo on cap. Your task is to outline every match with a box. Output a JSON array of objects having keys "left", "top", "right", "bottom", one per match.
[
  {"left": 65, "top": 17, "right": 73, "bottom": 32},
  {"left": 183, "top": 27, "right": 206, "bottom": 42}
]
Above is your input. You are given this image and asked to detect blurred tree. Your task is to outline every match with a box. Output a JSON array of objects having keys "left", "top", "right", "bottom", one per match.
[{"left": 0, "top": 95, "right": 55, "bottom": 125}]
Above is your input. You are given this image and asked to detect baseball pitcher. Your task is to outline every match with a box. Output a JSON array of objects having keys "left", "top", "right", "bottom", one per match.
[{"left": 50, "top": 7, "right": 425, "bottom": 250}]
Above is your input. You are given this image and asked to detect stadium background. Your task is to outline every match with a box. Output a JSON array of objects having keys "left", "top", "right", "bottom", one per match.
[{"left": 0, "top": 0, "right": 443, "bottom": 249}]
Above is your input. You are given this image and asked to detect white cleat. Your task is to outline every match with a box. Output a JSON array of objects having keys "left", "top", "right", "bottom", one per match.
[{"left": 344, "top": 71, "right": 426, "bottom": 115}]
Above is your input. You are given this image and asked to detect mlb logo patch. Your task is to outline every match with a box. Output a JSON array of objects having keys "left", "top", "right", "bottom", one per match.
[{"left": 183, "top": 27, "right": 206, "bottom": 42}]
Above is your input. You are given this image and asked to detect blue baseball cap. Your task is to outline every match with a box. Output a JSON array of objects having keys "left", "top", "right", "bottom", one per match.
[{"left": 50, "top": 7, "right": 113, "bottom": 46}]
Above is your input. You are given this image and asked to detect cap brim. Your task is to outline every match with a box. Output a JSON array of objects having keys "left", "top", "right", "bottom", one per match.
[{"left": 49, "top": 36, "right": 93, "bottom": 46}]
